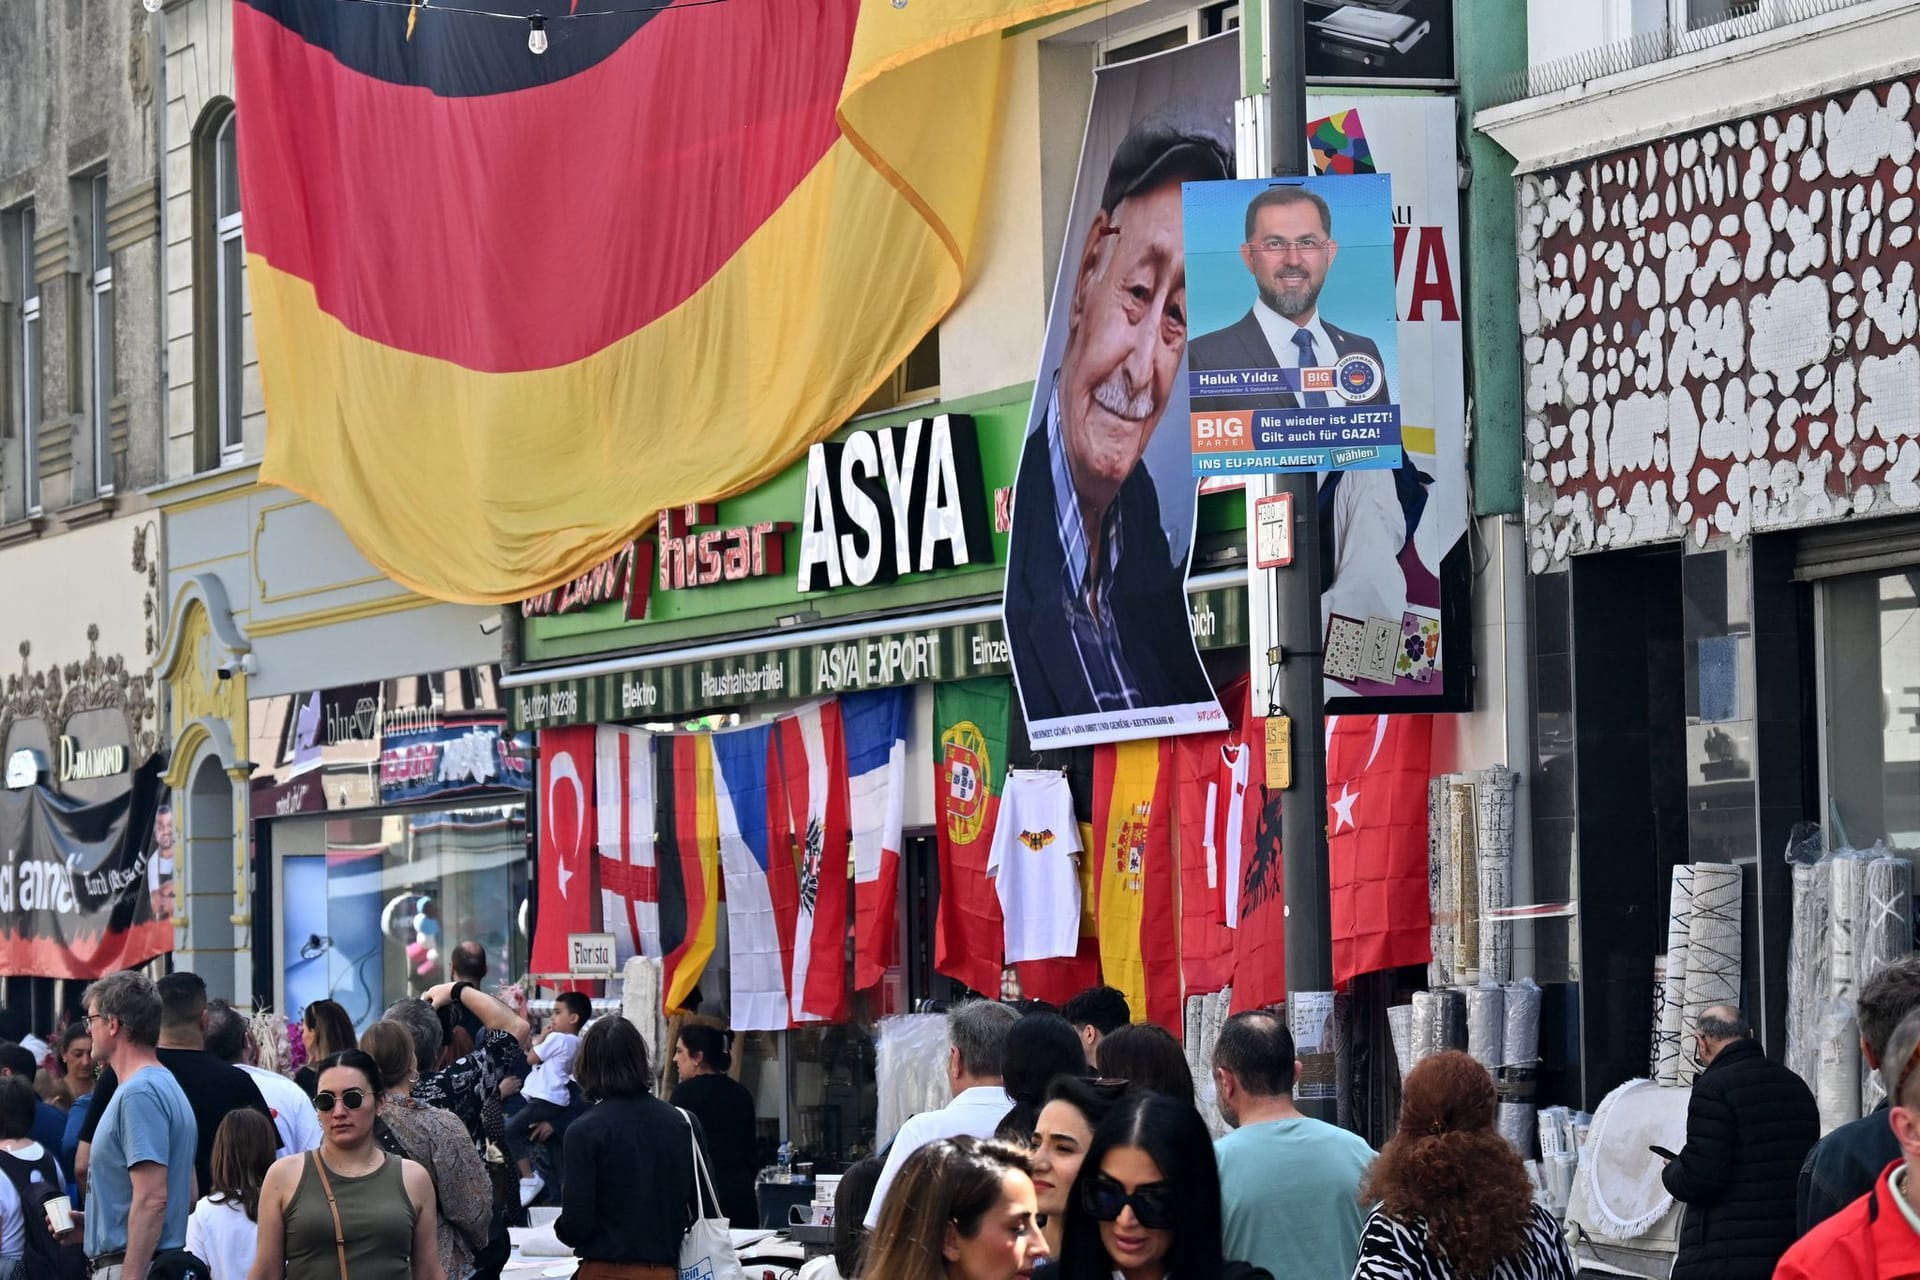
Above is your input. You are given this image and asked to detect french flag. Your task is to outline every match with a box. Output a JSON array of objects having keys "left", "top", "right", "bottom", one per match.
[
  {"left": 845, "top": 688, "right": 910, "bottom": 990},
  {"left": 594, "top": 726, "right": 659, "bottom": 964},
  {"left": 711, "top": 725, "right": 792, "bottom": 1031},
  {"left": 778, "top": 701, "right": 850, "bottom": 1024}
]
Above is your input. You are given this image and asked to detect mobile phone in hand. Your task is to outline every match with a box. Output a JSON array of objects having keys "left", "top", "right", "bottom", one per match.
[{"left": 1649, "top": 1144, "right": 1678, "bottom": 1161}]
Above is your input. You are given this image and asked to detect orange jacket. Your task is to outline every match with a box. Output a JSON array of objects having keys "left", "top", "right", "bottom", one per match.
[{"left": 1775, "top": 1160, "right": 1920, "bottom": 1279}]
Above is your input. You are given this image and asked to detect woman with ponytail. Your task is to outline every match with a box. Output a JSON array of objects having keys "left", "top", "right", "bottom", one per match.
[
  {"left": 668, "top": 1025, "right": 759, "bottom": 1226},
  {"left": 1353, "top": 1052, "right": 1574, "bottom": 1280}
]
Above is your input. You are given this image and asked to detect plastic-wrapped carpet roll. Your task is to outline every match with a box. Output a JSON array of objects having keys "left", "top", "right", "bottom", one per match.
[
  {"left": 1679, "top": 863, "right": 1743, "bottom": 1087},
  {"left": 1435, "top": 987, "right": 1468, "bottom": 1054},
  {"left": 1467, "top": 985, "right": 1506, "bottom": 1072},
  {"left": 1474, "top": 767, "right": 1517, "bottom": 984},
  {"left": 1429, "top": 777, "right": 1453, "bottom": 988},
  {"left": 1498, "top": 1101, "right": 1537, "bottom": 1157},
  {"left": 1503, "top": 977, "right": 1543, "bottom": 1068},
  {"left": 1449, "top": 780, "right": 1481, "bottom": 983},
  {"left": 1388, "top": 1004, "right": 1417, "bottom": 1082},
  {"left": 1785, "top": 859, "right": 1830, "bottom": 1093},
  {"left": 1816, "top": 1003, "right": 1862, "bottom": 1135},
  {"left": 1412, "top": 990, "right": 1438, "bottom": 1065},
  {"left": 1859, "top": 856, "right": 1912, "bottom": 1112},
  {"left": 1656, "top": 864, "right": 1697, "bottom": 1086},
  {"left": 618, "top": 955, "right": 667, "bottom": 1073}
]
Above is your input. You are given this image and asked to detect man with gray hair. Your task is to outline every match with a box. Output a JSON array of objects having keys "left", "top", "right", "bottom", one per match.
[
  {"left": 76, "top": 971, "right": 196, "bottom": 1280},
  {"left": 1662, "top": 1004, "right": 1819, "bottom": 1279},
  {"left": 1777, "top": 1004, "right": 1920, "bottom": 1276},
  {"left": 1798, "top": 956, "right": 1920, "bottom": 1232},
  {"left": 863, "top": 999, "right": 1019, "bottom": 1228},
  {"left": 384, "top": 997, "right": 446, "bottom": 1079},
  {"left": 205, "top": 1000, "right": 321, "bottom": 1154}
]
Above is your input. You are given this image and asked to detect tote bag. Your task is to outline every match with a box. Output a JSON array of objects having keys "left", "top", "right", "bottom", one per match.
[{"left": 678, "top": 1108, "right": 745, "bottom": 1280}]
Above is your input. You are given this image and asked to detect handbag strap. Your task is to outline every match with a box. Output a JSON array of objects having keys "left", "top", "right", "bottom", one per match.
[
  {"left": 308, "top": 1151, "right": 351, "bottom": 1280},
  {"left": 675, "top": 1107, "right": 724, "bottom": 1224}
]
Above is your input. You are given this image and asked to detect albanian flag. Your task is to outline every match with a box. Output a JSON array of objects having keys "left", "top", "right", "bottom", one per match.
[{"left": 233, "top": 0, "right": 1080, "bottom": 603}]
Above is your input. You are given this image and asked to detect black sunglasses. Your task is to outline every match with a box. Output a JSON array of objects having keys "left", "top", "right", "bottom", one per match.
[
  {"left": 1080, "top": 1177, "right": 1175, "bottom": 1230},
  {"left": 313, "top": 1088, "right": 369, "bottom": 1113}
]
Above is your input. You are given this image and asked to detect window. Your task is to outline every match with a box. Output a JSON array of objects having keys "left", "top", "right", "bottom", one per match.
[
  {"left": 1681, "top": 0, "right": 1762, "bottom": 31},
  {"left": 88, "top": 173, "right": 115, "bottom": 496},
  {"left": 1821, "top": 568, "right": 1920, "bottom": 850},
  {"left": 214, "top": 111, "right": 245, "bottom": 463},
  {"left": 12, "top": 204, "right": 40, "bottom": 515},
  {"left": 1098, "top": 3, "right": 1237, "bottom": 65},
  {"left": 854, "top": 326, "right": 940, "bottom": 417}
]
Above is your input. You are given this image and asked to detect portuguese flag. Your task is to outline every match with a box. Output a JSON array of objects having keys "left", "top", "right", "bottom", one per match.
[
  {"left": 232, "top": 0, "right": 1083, "bottom": 603},
  {"left": 933, "top": 679, "right": 1009, "bottom": 997}
]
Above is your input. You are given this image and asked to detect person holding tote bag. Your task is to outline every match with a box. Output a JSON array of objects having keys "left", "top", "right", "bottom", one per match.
[
  {"left": 555, "top": 1019, "right": 706, "bottom": 1280},
  {"left": 248, "top": 1050, "right": 443, "bottom": 1280}
]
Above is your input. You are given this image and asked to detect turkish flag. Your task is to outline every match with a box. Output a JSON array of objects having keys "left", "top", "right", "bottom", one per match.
[
  {"left": 533, "top": 727, "right": 599, "bottom": 982},
  {"left": 1326, "top": 715, "right": 1434, "bottom": 991}
]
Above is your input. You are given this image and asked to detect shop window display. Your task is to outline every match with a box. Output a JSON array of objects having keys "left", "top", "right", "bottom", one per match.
[
  {"left": 278, "top": 802, "right": 530, "bottom": 1027},
  {"left": 1824, "top": 569, "right": 1920, "bottom": 851}
]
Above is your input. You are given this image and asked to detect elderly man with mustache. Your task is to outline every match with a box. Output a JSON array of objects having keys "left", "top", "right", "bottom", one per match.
[{"left": 1004, "top": 115, "right": 1230, "bottom": 724}]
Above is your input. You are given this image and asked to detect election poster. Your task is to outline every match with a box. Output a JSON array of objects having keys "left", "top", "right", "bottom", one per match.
[
  {"left": 1002, "top": 35, "right": 1235, "bottom": 749},
  {"left": 1238, "top": 96, "right": 1468, "bottom": 711},
  {"left": 0, "top": 754, "right": 171, "bottom": 978},
  {"left": 1185, "top": 173, "right": 1402, "bottom": 475}
]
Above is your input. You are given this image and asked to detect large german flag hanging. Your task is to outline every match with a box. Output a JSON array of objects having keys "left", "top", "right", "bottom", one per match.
[{"left": 234, "top": 0, "right": 1080, "bottom": 603}]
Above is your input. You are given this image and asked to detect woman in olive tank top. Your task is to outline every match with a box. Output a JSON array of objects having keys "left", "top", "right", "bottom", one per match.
[{"left": 248, "top": 1050, "right": 444, "bottom": 1280}]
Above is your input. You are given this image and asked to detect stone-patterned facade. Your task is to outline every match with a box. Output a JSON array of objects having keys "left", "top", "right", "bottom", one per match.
[{"left": 1518, "top": 74, "right": 1920, "bottom": 571}]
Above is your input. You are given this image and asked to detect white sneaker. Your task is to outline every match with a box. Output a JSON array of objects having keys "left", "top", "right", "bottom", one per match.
[{"left": 519, "top": 1174, "right": 545, "bottom": 1208}]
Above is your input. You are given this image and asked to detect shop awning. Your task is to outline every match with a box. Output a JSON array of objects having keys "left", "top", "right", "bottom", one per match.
[{"left": 501, "top": 570, "right": 1249, "bottom": 730}]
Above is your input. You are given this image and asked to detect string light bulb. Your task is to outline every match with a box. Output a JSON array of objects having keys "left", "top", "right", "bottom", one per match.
[{"left": 527, "top": 15, "right": 548, "bottom": 54}]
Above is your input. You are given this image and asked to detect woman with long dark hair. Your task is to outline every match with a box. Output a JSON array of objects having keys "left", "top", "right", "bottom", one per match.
[
  {"left": 249, "top": 1050, "right": 443, "bottom": 1280},
  {"left": 293, "top": 1001, "right": 357, "bottom": 1098},
  {"left": 187, "top": 1110, "right": 279, "bottom": 1280},
  {"left": 860, "top": 1137, "right": 1048, "bottom": 1280},
  {"left": 1028, "top": 1077, "right": 1125, "bottom": 1263},
  {"left": 556, "top": 1018, "right": 701, "bottom": 1280},
  {"left": 668, "top": 1024, "right": 758, "bottom": 1227},
  {"left": 994, "top": 1013, "right": 1089, "bottom": 1145},
  {"left": 1352, "top": 1052, "right": 1574, "bottom": 1279},
  {"left": 1092, "top": 1025, "right": 1193, "bottom": 1105},
  {"left": 1056, "top": 1092, "right": 1270, "bottom": 1280}
]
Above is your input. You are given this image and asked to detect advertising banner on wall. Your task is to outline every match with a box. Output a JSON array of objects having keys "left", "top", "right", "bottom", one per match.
[
  {"left": 0, "top": 754, "right": 171, "bottom": 978},
  {"left": 379, "top": 719, "right": 532, "bottom": 806},
  {"left": 1244, "top": 95, "right": 1469, "bottom": 712},
  {"left": 1002, "top": 34, "right": 1237, "bottom": 749},
  {"left": 1185, "top": 173, "right": 1402, "bottom": 475}
]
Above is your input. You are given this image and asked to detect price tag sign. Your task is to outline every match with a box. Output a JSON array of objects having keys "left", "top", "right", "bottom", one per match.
[
  {"left": 1265, "top": 716, "right": 1293, "bottom": 790},
  {"left": 1253, "top": 493, "right": 1294, "bottom": 568},
  {"left": 568, "top": 932, "right": 616, "bottom": 977}
]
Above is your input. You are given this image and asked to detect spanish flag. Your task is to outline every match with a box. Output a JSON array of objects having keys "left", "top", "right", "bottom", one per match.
[
  {"left": 657, "top": 734, "right": 719, "bottom": 1014},
  {"left": 1093, "top": 741, "right": 1181, "bottom": 1031},
  {"left": 233, "top": 0, "right": 1079, "bottom": 603}
]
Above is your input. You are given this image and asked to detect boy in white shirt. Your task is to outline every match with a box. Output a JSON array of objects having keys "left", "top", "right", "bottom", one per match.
[{"left": 509, "top": 990, "right": 589, "bottom": 1207}]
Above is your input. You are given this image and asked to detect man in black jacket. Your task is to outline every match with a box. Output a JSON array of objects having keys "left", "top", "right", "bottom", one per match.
[
  {"left": 1797, "top": 956, "right": 1920, "bottom": 1233},
  {"left": 1663, "top": 1005, "right": 1820, "bottom": 1279}
]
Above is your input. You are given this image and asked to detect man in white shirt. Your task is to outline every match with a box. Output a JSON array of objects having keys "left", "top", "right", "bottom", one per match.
[
  {"left": 864, "top": 1000, "right": 1018, "bottom": 1228},
  {"left": 204, "top": 1000, "right": 322, "bottom": 1154}
]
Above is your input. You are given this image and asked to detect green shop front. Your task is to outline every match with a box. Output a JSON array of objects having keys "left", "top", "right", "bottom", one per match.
[{"left": 503, "top": 385, "right": 1253, "bottom": 1171}]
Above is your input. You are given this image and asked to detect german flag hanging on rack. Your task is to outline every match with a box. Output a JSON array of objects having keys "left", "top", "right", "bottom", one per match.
[{"left": 233, "top": 0, "right": 1082, "bottom": 603}]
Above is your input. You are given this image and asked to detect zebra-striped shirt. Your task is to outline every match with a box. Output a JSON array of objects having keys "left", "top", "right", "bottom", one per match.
[{"left": 1351, "top": 1202, "right": 1574, "bottom": 1280}]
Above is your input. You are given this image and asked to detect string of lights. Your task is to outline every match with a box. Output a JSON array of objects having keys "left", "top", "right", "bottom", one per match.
[{"left": 139, "top": 0, "right": 736, "bottom": 55}]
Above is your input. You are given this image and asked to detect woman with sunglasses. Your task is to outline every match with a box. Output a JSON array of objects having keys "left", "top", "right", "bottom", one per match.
[
  {"left": 861, "top": 1136, "right": 1049, "bottom": 1280},
  {"left": 248, "top": 1050, "right": 444, "bottom": 1280},
  {"left": 1027, "top": 1077, "right": 1126, "bottom": 1266},
  {"left": 1055, "top": 1092, "right": 1271, "bottom": 1280}
]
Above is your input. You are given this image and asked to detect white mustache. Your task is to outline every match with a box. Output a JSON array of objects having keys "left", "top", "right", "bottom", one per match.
[{"left": 1092, "top": 369, "right": 1155, "bottom": 421}]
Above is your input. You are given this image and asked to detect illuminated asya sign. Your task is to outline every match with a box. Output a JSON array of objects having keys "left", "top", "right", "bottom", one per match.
[
  {"left": 797, "top": 413, "right": 989, "bottom": 592},
  {"left": 520, "top": 506, "right": 788, "bottom": 620}
]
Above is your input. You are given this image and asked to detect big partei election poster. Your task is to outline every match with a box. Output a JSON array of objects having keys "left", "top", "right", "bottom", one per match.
[{"left": 1002, "top": 35, "right": 1236, "bottom": 748}]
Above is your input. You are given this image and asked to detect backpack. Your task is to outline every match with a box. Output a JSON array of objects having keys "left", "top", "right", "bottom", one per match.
[{"left": 0, "top": 1148, "right": 85, "bottom": 1280}]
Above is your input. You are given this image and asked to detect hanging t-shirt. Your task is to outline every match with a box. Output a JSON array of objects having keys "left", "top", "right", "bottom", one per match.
[
  {"left": 1213, "top": 742, "right": 1252, "bottom": 927},
  {"left": 986, "top": 771, "right": 1084, "bottom": 962}
]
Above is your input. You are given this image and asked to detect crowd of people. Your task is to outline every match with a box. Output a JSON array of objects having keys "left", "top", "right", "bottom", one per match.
[{"left": 29, "top": 959, "right": 1920, "bottom": 1280}]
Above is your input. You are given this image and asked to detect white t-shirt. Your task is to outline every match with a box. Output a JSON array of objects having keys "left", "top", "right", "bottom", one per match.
[
  {"left": 986, "top": 771, "right": 1084, "bottom": 963},
  {"left": 238, "top": 1063, "right": 323, "bottom": 1153},
  {"left": 1211, "top": 743, "right": 1252, "bottom": 927},
  {"left": 185, "top": 1196, "right": 260, "bottom": 1280},
  {"left": 0, "top": 1141, "right": 49, "bottom": 1259},
  {"left": 525, "top": 1030, "right": 580, "bottom": 1106}
]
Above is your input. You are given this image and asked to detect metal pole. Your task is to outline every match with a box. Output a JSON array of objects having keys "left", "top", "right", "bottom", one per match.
[{"left": 1265, "top": 0, "right": 1335, "bottom": 1122}]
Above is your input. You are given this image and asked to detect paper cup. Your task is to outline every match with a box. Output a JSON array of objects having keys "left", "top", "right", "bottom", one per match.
[{"left": 44, "top": 1195, "right": 73, "bottom": 1235}]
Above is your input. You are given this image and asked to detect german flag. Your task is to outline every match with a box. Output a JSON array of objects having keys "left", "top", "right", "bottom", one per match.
[
  {"left": 233, "top": 0, "right": 1081, "bottom": 603},
  {"left": 656, "top": 734, "right": 718, "bottom": 1013}
]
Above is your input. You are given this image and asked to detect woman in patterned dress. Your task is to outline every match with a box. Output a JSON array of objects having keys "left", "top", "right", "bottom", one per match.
[{"left": 1351, "top": 1052, "right": 1575, "bottom": 1280}]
